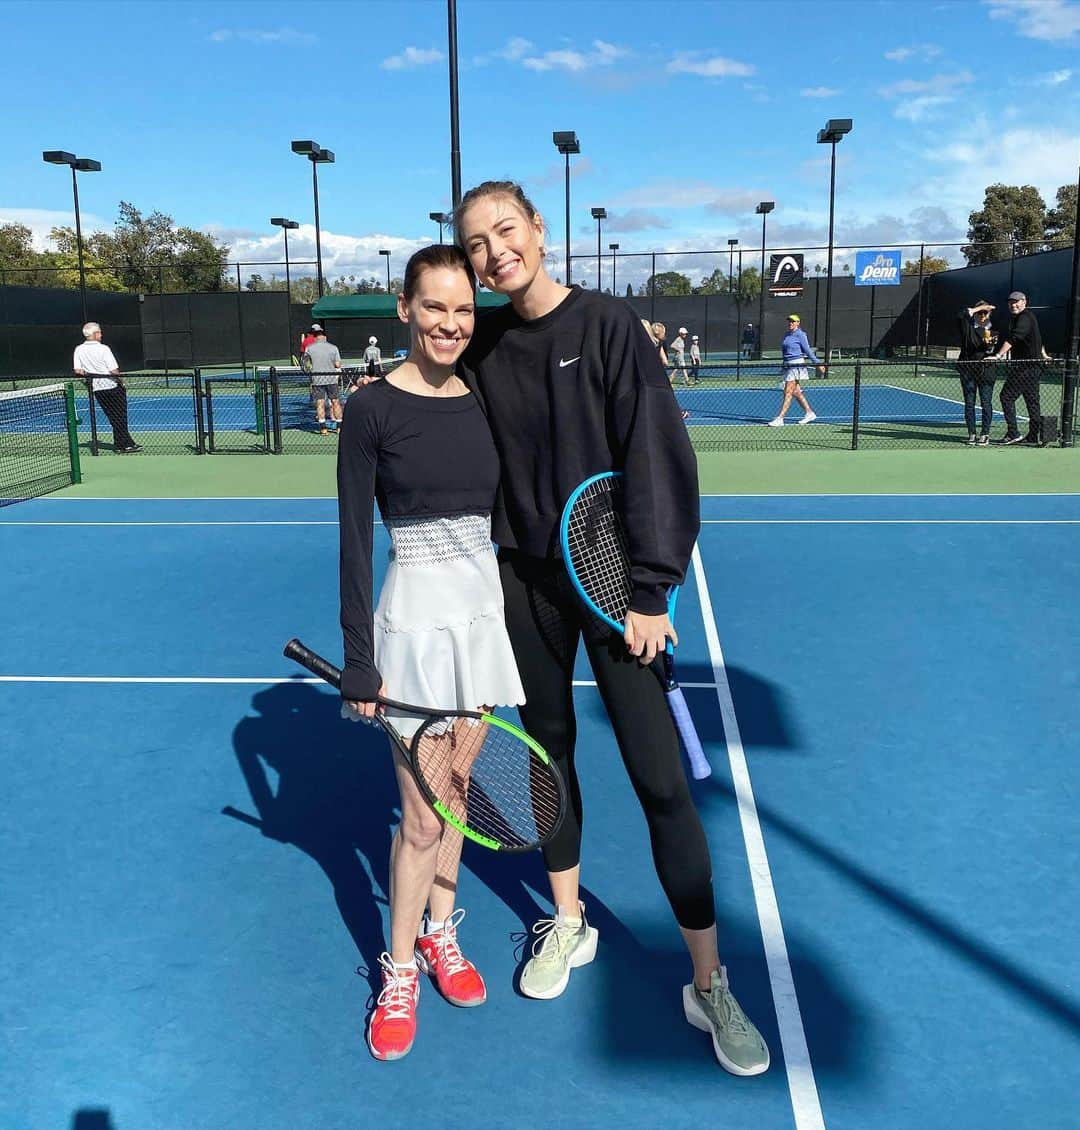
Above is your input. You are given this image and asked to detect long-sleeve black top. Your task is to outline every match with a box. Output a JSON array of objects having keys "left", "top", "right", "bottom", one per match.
[
  {"left": 956, "top": 308, "right": 997, "bottom": 362},
  {"left": 337, "top": 379, "right": 500, "bottom": 702},
  {"left": 459, "top": 286, "right": 700, "bottom": 617}
]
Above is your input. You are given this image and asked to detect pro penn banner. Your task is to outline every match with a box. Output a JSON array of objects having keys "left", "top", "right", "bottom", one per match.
[
  {"left": 854, "top": 250, "right": 902, "bottom": 286},
  {"left": 768, "top": 253, "right": 804, "bottom": 297}
]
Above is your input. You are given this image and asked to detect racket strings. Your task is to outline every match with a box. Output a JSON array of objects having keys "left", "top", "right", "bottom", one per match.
[
  {"left": 565, "top": 480, "right": 633, "bottom": 623},
  {"left": 414, "top": 720, "right": 563, "bottom": 850}
]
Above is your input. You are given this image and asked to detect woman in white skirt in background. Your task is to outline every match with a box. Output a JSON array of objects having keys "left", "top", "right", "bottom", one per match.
[{"left": 337, "top": 243, "right": 525, "bottom": 1061}]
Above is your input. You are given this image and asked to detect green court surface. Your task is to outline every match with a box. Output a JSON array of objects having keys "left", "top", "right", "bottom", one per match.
[{"left": 51, "top": 446, "right": 1080, "bottom": 499}]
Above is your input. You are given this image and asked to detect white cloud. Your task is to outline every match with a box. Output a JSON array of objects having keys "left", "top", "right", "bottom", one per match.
[
  {"left": 985, "top": 0, "right": 1080, "bottom": 41},
  {"left": 474, "top": 37, "right": 534, "bottom": 65},
  {"left": 522, "top": 40, "right": 629, "bottom": 73},
  {"left": 381, "top": 46, "right": 444, "bottom": 70},
  {"left": 0, "top": 207, "right": 111, "bottom": 249},
  {"left": 604, "top": 209, "right": 672, "bottom": 234},
  {"left": 884, "top": 43, "right": 942, "bottom": 62},
  {"left": 222, "top": 224, "right": 432, "bottom": 280},
  {"left": 612, "top": 181, "right": 772, "bottom": 213},
  {"left": 667, "top": 53, "right": 754, "bottom": 78},
  {"left": 896, "top": 95, "right": 955, "bottom": 121},
  {"left": 801, "top": 86, "right": 840, "bottom": 98},
  {"left": 879, "top": 70, "right": 974, "bottom": 119},
  {"left": 1035, "top": 68, "right": 1074, "bottom": 84},
  {"left": 209, "top": 28, "right": 316, "bottom": 46}
]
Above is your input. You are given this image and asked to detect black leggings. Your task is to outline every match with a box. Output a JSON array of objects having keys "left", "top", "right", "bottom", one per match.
[{"left": 498, "top": 549, "right": 715, "bottom": 930}]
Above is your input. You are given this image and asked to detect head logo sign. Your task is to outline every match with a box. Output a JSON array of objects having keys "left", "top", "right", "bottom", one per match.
[
  {"left": 854, "top": 250, "right": 902, "bottom": 286},
  {"left": 768, "top": 253, "right": 804, "bottom": 297}
]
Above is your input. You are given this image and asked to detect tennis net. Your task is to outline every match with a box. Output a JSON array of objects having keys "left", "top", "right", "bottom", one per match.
[{"left": 0, "top": 382, "right": 82, "bottom": 505}]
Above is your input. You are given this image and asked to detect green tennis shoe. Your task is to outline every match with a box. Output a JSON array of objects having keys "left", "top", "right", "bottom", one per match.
[
  {"left": 683, "top": 966, "right": 770, "bottom": 1075},
  {"left": 519, "top": 906, "right": 598, "bottom": 1000}
]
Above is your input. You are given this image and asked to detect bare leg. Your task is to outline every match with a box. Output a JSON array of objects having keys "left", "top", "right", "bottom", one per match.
[
  {"left": 548, "top": 865, "right": 582, "bottom": 918},
  {"left": 792, "top": 384, "right": 812, "bottom": 412},
  {"left": 680, "top": 923, "right": 723, "bottom": 990},
  {"left": 774, "top": 387, "right": 795, "bottom": 419}
]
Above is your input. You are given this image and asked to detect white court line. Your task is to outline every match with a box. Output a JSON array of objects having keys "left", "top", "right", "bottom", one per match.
[
  {"left": 0, "top": 675, "right": 716, "bottom": 688},
  {"left": 690, "top": 543, "right": 825, "bottom": 1130}
]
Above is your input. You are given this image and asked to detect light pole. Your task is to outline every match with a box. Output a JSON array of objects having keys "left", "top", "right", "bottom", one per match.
[
  {"left": 816, "top": 118, "right": 852, "bottom": 370},
  {"left": 727, "top": 237, "right": 738, "bottom": 357},
  {"left": 553, "top": 131, "right": 580, "bottom": 284},
  {"left": 291, "top": 140, "right": 335, "bottom": 298},
  {"left": 591, "top": 207, "right": 606, "bottom": 291},
  {"left": 43, "top": 151, "right": 100, "bottom": 325},
  {"left": 754, "top": 201, "right": 775, "bottom": 361},
  {"left": 609, "top": 243, "right": 619, "bottom": 294},
  {"left": 429, "top": 211, "right": 452, "bottom": 244},
  {"left": 447, "top": 0, "right": 462, "bottom": 207},
  {"left": 271, "top": 217, "right": 299, "bottom": 358},
  {"left": 379, "top": 249, "right": 392, "bottom": 294}
]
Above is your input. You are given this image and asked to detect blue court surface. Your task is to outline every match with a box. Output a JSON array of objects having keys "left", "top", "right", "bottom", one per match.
[{"left": 2, "top": 494, "right": 1078, "bottom": 1130}]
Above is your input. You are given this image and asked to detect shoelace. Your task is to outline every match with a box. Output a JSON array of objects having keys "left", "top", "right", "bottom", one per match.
[
  {"left": 705, "top": 969, "right": 751, "bottom": 1038},
  {"left": 375, "top": 952, "right": 418, "bottom": 1020},
  {"left": 424, "top": 907, "right": 470, "bottom": 977},
  {"left": 529, "top": 915, "right": 576, "bottom": 963}
]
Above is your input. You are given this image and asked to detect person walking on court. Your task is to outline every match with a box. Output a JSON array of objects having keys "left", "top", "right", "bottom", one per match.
[
  {"left": 742, "top": 322, "right": 756, "bottom": 359},
  {"left": 768, "top": 314, "right": 824, "bottom": 426},
  {"left": 991, "top": 291, "right": 1044, "bottom": 445},
  {"left": 670, "top": 326, "right": 693, "bottom": 385},
  {"left": 689, "top": 334, "right": 702, "bottom": 382},
  {"left": 338, "top": 243, "right": 526, "bottom": 1061},
  {"left": 455, "top": 178, "right": 770, "bottom": 1076},
  {"left": 72, "top": 322, "right": 140, "bottom": 453},
  {"left": 303, "top": 326, "right": 343, "bottom": 435},
  {"left": 363, "top": 336, "right": 384, "bottom": 379},
  {"left": 956, "top": 300, "right": 998, "bottom": 445}
]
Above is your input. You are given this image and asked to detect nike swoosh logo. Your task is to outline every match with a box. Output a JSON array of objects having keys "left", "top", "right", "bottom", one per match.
[{"left": 559, "top": 356, "right": 580, "bottom": 368}]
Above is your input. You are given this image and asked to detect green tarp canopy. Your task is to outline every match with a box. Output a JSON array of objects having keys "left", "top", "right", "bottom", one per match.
[{"left": 311, "top": 291, "right": 509, "bottom": 318}]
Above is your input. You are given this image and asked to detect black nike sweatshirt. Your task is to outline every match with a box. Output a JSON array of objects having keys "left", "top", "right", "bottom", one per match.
[{"left": 459, "top": 286, "right": 700, "bottom": 616}]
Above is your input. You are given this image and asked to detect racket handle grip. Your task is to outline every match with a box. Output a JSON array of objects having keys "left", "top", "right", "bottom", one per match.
[
  {"left": 284, "top": 638, "right": 342, "bottom": 691},
  {"left": 666, "top": 687, "right": 712, "bottom": 780}
]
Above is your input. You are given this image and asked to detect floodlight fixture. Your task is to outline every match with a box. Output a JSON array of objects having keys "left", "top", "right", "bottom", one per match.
[{"left": 553, "top": 132, "right": 581, "bottom": 282}]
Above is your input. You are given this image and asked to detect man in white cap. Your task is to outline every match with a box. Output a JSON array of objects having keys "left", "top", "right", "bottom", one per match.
[
  {"left": 363, "top": 335, "right": 383, "bottom": 379},
  {"left": 670, "top": 327, "right": 693, "bottom": 386},
  {"left": 689, "top": 334, "right": 702, "bottom": 383}
]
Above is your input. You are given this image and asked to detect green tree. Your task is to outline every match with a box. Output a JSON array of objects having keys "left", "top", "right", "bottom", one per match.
[
  {"left": 731, "top": 266, "right": 761, "bottom": 304},
  {"left": 1045, "top": 182, "right": 1077, "bottom": 247},
  {"left": 901, "top": 255, "right": 950, "bottom": 275},
  {"left": 964, "top": 183, "right": 1047, "bottom": 265},
  {"left": 644, "top": 270, "right": 692, "bottom": 296},
  {"left": 694, "top": 267, "right": 728, "bottom": 295}
]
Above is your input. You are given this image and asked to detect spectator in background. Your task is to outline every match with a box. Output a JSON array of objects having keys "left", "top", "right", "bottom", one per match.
[
  {"left": 768, "top": 314, "right": 823, "bottom": 427},
  {"left": 303, "top": 325, "right": 343, "bottom": 436},
  {"left": 670, "top": 327, "right": 693, "bottom": 385},
  {"left": 301, "top": 324, "right": 320, "bottom": 356},
  {"left": 73, "top": 322, "right": 140, "bottom": 453},
  {"left": 992, "top": 291, "right": 1044, "bottom": 445},
  {"left": 956, "top": 300, "right": 998, "bottom": 446},
  {"left": 689, "top": 334, "right": 702, "bottom": 382},
  {"left": 650, "top": 322, "right": 669, "bottom": 370},
  {"left": 364, "top": 336, "right": 384, "bottom": 379},
  {"left": 742, "top": 322, "right": 756, "bottom": 359}
]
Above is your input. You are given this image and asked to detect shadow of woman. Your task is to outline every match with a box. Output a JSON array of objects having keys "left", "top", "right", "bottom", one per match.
[{"left": 227, "top": 679, "right": 399, "bottom": 999}]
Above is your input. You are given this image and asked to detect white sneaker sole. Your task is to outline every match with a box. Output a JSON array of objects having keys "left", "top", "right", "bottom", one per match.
[
  {"left": 519, "top": 926, "right": 599, "bottom": 1000},
  {"left": 682, "top": 984, "right": 771, "bottom": 1076}
]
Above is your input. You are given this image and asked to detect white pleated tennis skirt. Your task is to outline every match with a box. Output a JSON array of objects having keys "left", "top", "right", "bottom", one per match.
[{"left": 372, "top": 513, "right": 525, "bottom": 738}]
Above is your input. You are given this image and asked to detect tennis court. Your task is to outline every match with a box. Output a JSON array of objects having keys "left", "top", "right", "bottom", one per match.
[{"left": 2, "top": 486, "right": 1077, "bottom": 1130}]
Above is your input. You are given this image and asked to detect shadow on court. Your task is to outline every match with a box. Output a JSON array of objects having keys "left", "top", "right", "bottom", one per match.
[{"left": 72, "top": 1112, "right": 116, "bottom": 1130}]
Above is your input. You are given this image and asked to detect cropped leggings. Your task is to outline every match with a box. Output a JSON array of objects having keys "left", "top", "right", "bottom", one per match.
[{"left": 498, "top": 549, "right": 715, "bottom": 930}]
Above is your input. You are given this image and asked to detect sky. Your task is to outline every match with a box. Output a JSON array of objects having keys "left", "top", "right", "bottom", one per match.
[{"left": 2, "top": 0, "right": 1079, "bottom": 292}]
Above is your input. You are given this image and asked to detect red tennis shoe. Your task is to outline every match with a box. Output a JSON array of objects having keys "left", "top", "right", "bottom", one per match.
[
  {"left": 415, "top": 908, "right": 487, "bottom": 1007},
  {"left": 367, "top": 953, "right": 420, "bottom": 1061}
]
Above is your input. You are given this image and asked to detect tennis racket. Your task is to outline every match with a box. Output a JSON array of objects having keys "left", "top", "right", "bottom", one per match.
[
  {"left": 283, "top": 638, "right": 566, "bottom": 852},
  {"left": 559, "top": 472, "right": 712, "bottom": 780}
]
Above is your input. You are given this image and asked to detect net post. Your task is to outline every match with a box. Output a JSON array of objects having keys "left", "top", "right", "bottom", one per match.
[
  {"left": 85, "top": 376, "right": 100, "bottom": 456},
  {"left": 850, "top": 359, "right": 862, "bottom": 450},
  {"left": 270, "top": 366, "right": 283, "bottom": 454},
  {"left": 64, "top": 381, "right": 82, "bottom": 484}
]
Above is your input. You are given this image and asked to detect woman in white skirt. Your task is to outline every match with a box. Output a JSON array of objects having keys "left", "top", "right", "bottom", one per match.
[{"left": 337, "top": 243, "right": 525, "bottom": 1061}]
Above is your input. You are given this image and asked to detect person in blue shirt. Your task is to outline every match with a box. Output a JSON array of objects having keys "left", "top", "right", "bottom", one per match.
[{"left": 767, "top": 314, "right": 825, "bottom": 426}]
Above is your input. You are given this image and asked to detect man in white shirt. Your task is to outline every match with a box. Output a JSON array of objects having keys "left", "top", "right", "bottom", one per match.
[
  {"left": 670, "top": 326, "right": 693, "bottom": 385},
  {"left": 73, "top": 322, "right": 139, "bottom": 452}
]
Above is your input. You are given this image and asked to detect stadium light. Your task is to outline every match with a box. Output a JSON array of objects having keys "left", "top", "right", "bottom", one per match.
[
  {"left": 291, "top": 140, "right": 335, "bottom": 298},
  {"left": 379, "top": 249, "right": 392, "bottom": 294},
  {"left": 42, "top": 150, "right": 100, "bottom": 325},
  {"left": 755, "top": 201, "right": 775, "bottom": 361},
  {"left": 591, "top": 208, "right": 607, "bottom": 291},
  {"left": 271, "top": 218, "right": 300, "bottom": 359},
  {"left": 553, "top": 131, "right": 580, "bottom": 284},
  {"left": 609, "top": 243, "right": 620, "bottom": 294},
  {"left": 817, "top": 118, "right": 852, "bottom": 370},
  {"left": 429, "top": 211, "right": 452, "bottom": 244}
]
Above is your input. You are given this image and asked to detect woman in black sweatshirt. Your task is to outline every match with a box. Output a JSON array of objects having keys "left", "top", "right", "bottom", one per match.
[
  {"left": 956, "top": 299, "right": 998, "bottom": 444},
  {"left": 456, "top": 180, "right": 769, "bottom": 1076}
]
